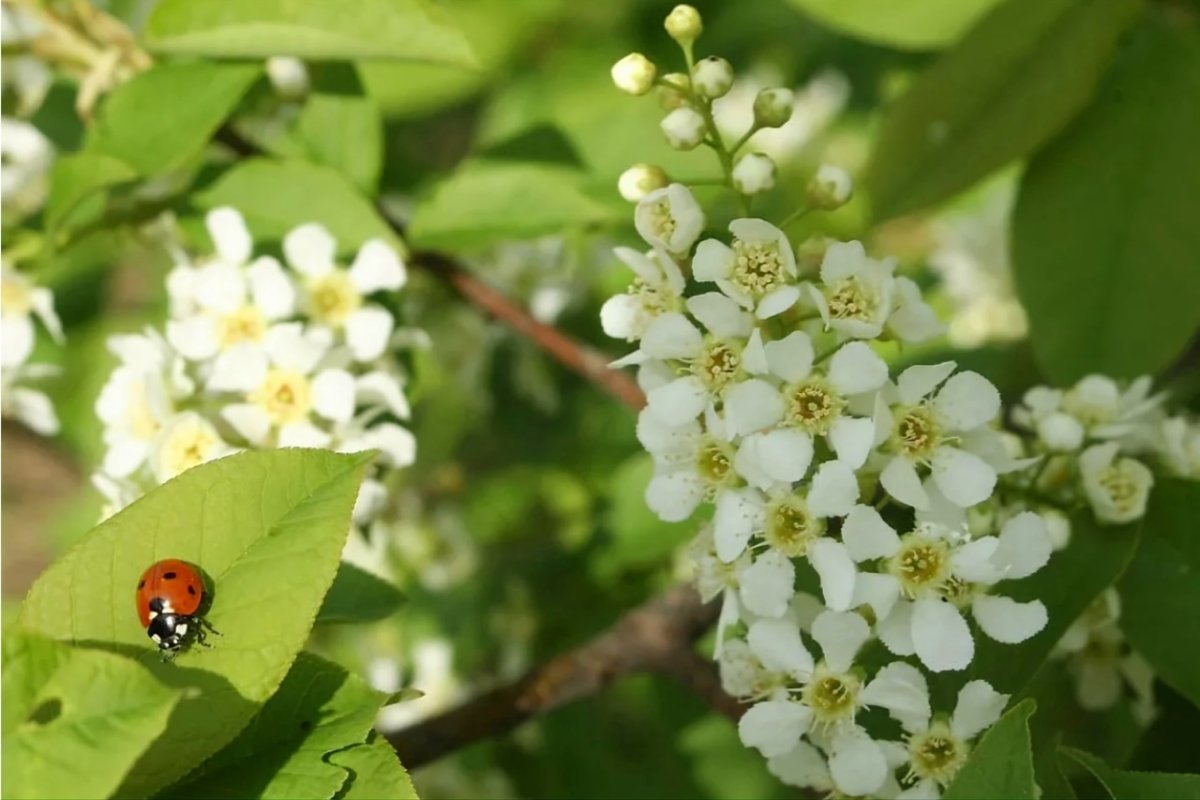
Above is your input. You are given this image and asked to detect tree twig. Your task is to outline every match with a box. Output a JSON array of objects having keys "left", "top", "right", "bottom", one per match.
[{"left": 386, "top": 584, "right": 740, "bottom": 769}]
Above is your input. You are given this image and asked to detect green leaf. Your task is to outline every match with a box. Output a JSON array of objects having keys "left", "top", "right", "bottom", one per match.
[
  {"left": 144, "top": 0, "right": 474, "bottom": 65},
  {"left": 1062, "top": 747, "right": 1200, "bottom": 799},
  {"left": 593, "top": 454, "right": 697, "bottom": 579},
  {"left": 16, "top": 448, "right": 371, "bottom": 798},
  {"left": 290, "top": 93, "right": 383, "bottom": 194},
  {"left": 968, "top": 511, "right": 1141, "bottom": 697},
  {"left": 944, "top": 699, "right": 1038, "bottom": 799},
  {"left": 317, "top": 562, "right": 405, "bottom": 624},
  {"left": 786, "top": 0, "right": 1003, "bottom": 50},
  {"left": 329, "top": 733, "right": 418, "bottom": 800},
  {"left": 866, "top": 0, "right": 1142, "bottom": 221},
  {"left": 89, "top": 62, "right": 261, "bottom": 176},
  {"left": 165, "top": 653, "right": 387, "bottom": 799},
  {"left": 45, "top": 152, "right": 138, "bottom": 233},
  {"left": 2, "top": 633, "right": 181, "bottom": 800},
  {"left": 408, "top": 161, "right": 616, "bottom": 251},
  {"left": 1012, "top": 12, "right": 1200, "bottom": 382},
  {"left": 1119, "top": 478, "right": 1200, "bottom": 708},
  {"left": 197, "top": 158, "right": 400, "bottom": 252}
]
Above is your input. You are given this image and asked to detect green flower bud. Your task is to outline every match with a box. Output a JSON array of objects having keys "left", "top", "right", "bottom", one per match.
[
  {"left": 753, "top": 87, "right": 794, "bottom": 129},
  {"left": 664, "top": 5, "right": 703, "bottom": 46}
]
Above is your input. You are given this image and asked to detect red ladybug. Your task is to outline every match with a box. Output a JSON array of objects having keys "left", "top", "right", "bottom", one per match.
[{"left": 135, "top": 559, "right": 217, "bottom": 655}]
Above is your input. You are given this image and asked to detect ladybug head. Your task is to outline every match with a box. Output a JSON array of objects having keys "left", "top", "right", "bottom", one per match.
[{"left": 146, "top": 601, "right": 190, "bottom": 651}]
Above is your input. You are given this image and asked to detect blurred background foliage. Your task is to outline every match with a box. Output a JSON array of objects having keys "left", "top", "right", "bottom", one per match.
[{"left": 3, "top": 0, "right": 1198, "bottom": 797}]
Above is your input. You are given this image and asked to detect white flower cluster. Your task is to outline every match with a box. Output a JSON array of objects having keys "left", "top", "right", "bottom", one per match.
[
  {"left": 92, "top": 208, "right": 416, "bottom": 523},
  {"left": 1, "top": 264, "right": 63, "bottom": 435},
  {"left": 1053, "top": 588, "right": 1156, "bottom": 724},
  {"left": 603, "top": 184, "right": 1056, "bottom": 797},
  {"left": 1012, "top": 375, "right": 1162, "bottom": 525}
]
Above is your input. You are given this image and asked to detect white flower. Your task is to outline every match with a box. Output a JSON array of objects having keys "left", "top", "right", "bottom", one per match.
[
  {"left": 611, "top": 52, "right": 656, "bottom": 95},
  {"left": 876, "top": 363, "right": 1002, "bottom": 509},
  {"left": 885, "top": 678, "right": 1009, "bottom": 797},
  {"left": 1, "top": 362, "right": 59, "bottom": 434},
  {"left": 0, "top": 116, "right": 53, "bottom": 212},
  {"left": 1, "top": 265, "right": 62, "bottom": 368},
  {"left": 283, "top": 224, "right": 406, "bottom": 362},
  {"left": 732, "top": 154, "right": 776, "bottom": 195},
  {"left": 635, "top": 184, "right": 705, "bottom": 256},
  {"left": 599, "top": 247, "right": 684, "bottom": 342},
  {"left": 149, "top": 411, "right": 234, "bottom": 482},
  {"left": 738, "top": 550, "right": 796, "bottom": 617},
  {"left": 694, "top": 219, "right": 800, "bottom": 319},
  {"left": 617, "top": 163, "right": 669, "bottom": 203},
  {"left": 806, "top": 164, "right": 852, "bottom": 210},
  {"left": 1158, "top": 416, "right": 1200, "bottom": 478},
  {"left": 889, "top": 276, "right": 945, "bottom": 343},
  {"left": 661, "top": 107, "right": 706, "bottom": 150},
  {"left": 1063, "top": 375, "right": 1161, "bottom": 439},
  {"left": 266, "top": 56, "right": 309, "bottom": 99},
  {"left": 808, "top": 240, "right": 896, "bottom": 339},
  {"left": 1079, "top": 442, "right": 1153, "bottom": 524}
]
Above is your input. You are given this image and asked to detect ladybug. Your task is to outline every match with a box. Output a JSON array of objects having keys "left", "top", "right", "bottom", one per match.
[{"left": 135, "top": 559, "right": 218, "bottom": 656}]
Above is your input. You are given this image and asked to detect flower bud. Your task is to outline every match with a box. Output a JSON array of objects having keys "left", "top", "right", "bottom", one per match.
[
  {"left": 664, "top": 5, "right": 702, "bottom": 46},
  {"left": 732, "top": 153, "right": 776, "bottom": 195},
  {"left": 806, "top": 164, "right": 853, "bottom": 210},
  {"left": 658, "top": 72, "right": 691, "bottom": 110},
  {"left": 660, "top": 107, "right": 706, "bottom": 150},
  {"left": 753, "top": 87, "right": 794, "bottom": 129},
  {"left": 618, "top": 163, "right": 670, "bottom": 202},
  {"left": 691, "top": 56, "right": 733, "bottom": 99},
  {"left": 611, "top": 53, "right": 657, "bottom": 96},
  {"left": 266, "top": 57, "right": 310, "bottom": 100}
]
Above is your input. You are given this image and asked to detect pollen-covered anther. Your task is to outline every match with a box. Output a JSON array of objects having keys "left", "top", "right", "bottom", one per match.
[
  {"left": 785, "top": 379, "right": 844, "bottom": 434},
  {"left": 895, "top": 405, "right": 942, "bottom": 460},
  {"left": 765, "top": 496, "right": 824, "bottom": 557},
  {"left": 800, "top": 665, "right": 861, "bottom": 727},
  {"left": 731, "top": 240, "right": 786, "bottom": 296},
  {"left": 907, "top": 722, "right": 968, "bottom": 785},
  {"left": 890, "top": 535, "right": 950, "bottom": 597},
  {"left": 696, "top": 437, "right": 736, "bottom": 490},
  {"left": 826, "top": 276, "right": 877, "bottom": 322},
  {"left": 692, "top": 340, "right": 741, "bottom": 391}
]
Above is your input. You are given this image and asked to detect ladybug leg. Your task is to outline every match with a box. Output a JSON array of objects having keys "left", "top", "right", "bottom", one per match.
[{"left": 198, "top": 616, "right": 222, "bottom": 637}]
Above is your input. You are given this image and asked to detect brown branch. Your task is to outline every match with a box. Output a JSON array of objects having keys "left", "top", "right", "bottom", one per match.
[
  {"left": 412, "top": 251, "right": 645, "bottom": 411},
  {"left": 386, "top": 584, "right": 741, "bottom": 769}
]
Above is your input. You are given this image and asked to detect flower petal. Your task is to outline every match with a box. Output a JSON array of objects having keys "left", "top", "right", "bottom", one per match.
[
  {"left": 748, "top": 618, "right": 814, "bottom": 679},
  {"left": 828, "top": 726, "right": 887, "bottom": 798},
  {"left": 248, "top": 256, "right": 297, "bottom": 320},
  {"left": 283, "top": 222, "right": 337, "bottom": 276},
  {"left": 714, "top": 488, "right": 763, "bottom": 563},
  {"left": 739, "top": 700, "right": 812, "bottom": 758},
  {"left": 345, "top": 305, "right": 395, "bottom": 362},
  {"left": 828, "top": 416, "right": 875, "bottom": 470},
  {"left": 764, "top": 331, "right": 814, "bottom": 383},
  {"left": 356, "top": 371, "right": 410, "bottom": 419},
  {"left": 931, "top": 446, "right": 997, "bottom": 507},
  {"left": 166, "top": 316, "right": 219, "bottom": 361},
  {"left": 207, "top": 343, "right": 269, "bottom": 392},
  {"left": 687, "top": 292, "right": 751, "bottom": 338},
  {"left": 842, "top": 504, "right": 901, "bottom": 562},
  {"left": 755, "top": 428, "right": 814, "bottom": 484},
  {"left": 896, "top": 361, "right": 955, "bottom": 405},
  {"left": 693, "top": 238, "right": 734, "bottom": 282},
  {"left": 912, "top": 598, "right": 974, "bottom": 672},
  {"left": 993, "top": 512, "right": 1052, "bottom": 580},
  {"left": 851, "top": 573, "right": 901, "bottom": 621},
  {"left": 766, "top": 742, "right": 832, "bottom": 792},
  {"left": 206, "top": 206, "right": 252, "bottom": 265},
  {"left": 641, "top": 312, "right": 703, "bottom": 360},
  {"left": 880, "top": 456, "right": 929, "bottom": 509},
  {"left": 646, "top": 471, "right": 704, "bottom": 522},
  {"left": 740, "top": 551, "right": 796, "bottom": 618},
  {"left": 808, "top": 460, "right": 859, "bottom": 518},
  {"left": 349, "top": 238, "right": 406, "bottom": 293},
  {"left": 279, "top": 421, "right": 332, "bottom": 449},
  {"left": 828, "top": 341, "right": 888, "bottom": 396},
  {"left": 311, "top": 368, "right": 356, "bottom": 422},
  {"left": 933, "top": 371, "right": 1001, "bottom": 431},
  {"left": 971, "top": 595, "right": 1047, "bottom": 644},
  {"left": 221, "top": 403, "right": 271, "bottom": 446},
  {"left": 756, "top": 284, "right": 800, "bottom": 319},
  {"left": 951, "top": 680, "right": 1008, "bottom": 740},
  {"left": 809, "top": 539, "right": 857, "bottom": 612},
  {"left": 725, "top": 379, "right": 784, "bottom": 436},
  {"left": 647, "top": 375, "right": 709, "bottom": 426},
  {"left": 811, "top": 609, "right": 869, "bottom": 673},
  {"left": 861, "top": 661, "right": 931, "bottom": 731},
  {"left": 877, "top": 600, "right": 916, "bottom": 656}
]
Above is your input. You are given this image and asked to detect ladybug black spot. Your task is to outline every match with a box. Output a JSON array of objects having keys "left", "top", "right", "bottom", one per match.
[
  {"left": 137, "top": 580, "right": 145, "bottom": 589},
  {"left": 187, "top": 585, "right": 197, "bottom": 595},
  {"left": 163, "top": 571, "right": 177, "bottom": 580}
]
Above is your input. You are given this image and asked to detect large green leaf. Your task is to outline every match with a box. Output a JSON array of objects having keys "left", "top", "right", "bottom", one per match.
[
  {"left": 786, "top": 0, "right": 1002, "bottom": 50},
  {"left": 165, "top": 653, "right": 389, "bottom": 799},
  {"left": 17, "top": 449, "right": 371, "bottom": 798},
  {"left": 1012, "top": 13, "right": 1200, "bottom": 382},
  {"left": 45, "top": 152, "right": 138, "bottom": 234},
  {"left": 89, "top": 62, "right": 261, "bottom": 176},
  {"left": 968, "top": 512, "right": 1142, "bottom": 698},
  {"left": 1062, "top": 748, "right": 1200, "bottom": 799},
  {"left": 197, "top": 158, "right": 401, "bottom": 252},
  {"left": 143, "top": 0, "right": 474, "bottom": 66},
  {"left": 944, "top": 699, "right": 1037, "bottom": 799},
  {"left": 1119, "top": 478, "right": 1200, "bottom": 708},
  {"left": 407, "top": 161, "right": 616, "bottom": 251},
  {"left": 317, "top": 562, "right": 405, "bottom": 624},
  {"left": 866, "top": 0, "right": 1142, "bottom": 221},
  {"left": 292, "top": 94, "right": 383, "bottom": 194},
  {"left": 2, "top": 633, "right": 181, "bottom": 800},
  {"left": 329, "top": 734, "right": 418, "bottom": 800}
]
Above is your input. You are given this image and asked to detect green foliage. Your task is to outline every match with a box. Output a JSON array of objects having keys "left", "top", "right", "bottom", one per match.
[
  {"left": 408, "top": 160, "right": 617, "bottom": 251},
  {"left": 944, "top": 699, "right": 1038, "bottom": 799},
  {"left": 143, "top": 0, "right": 475, "bottom": 65},
  {"left": 593, "top": 453, "right": 697, "bottom": 578},
  {"left": 165, "top": 653, "right": 400, "bottom": 799},
  {"left": 968, "top": 511, "right": 1141, "bottom": 698},
  {"left": 16, "top": 449, "right": 371, "bottom": 797},
  {"left": 197, "top": 158, "right": 400, "bottom": 251},
  {"left": 45, "top": 152, "right": 138, "bottom": 234},
  {"left": 1119, "top": 479, "right": 1200, "bottom": 708},
  {"left": 1012, "top": 12, "right": 1200, "bottom": 382},
  {"left": 317, "top": 562, "right": 406, "bottom": 625},
  {"left": 1061, "top": 747, "right": 1200, "bottom": 800},
  {"left": 2, "top": 632, "right": 181, "bottom": 800},
  {"left": 88, "top": 62, "right": 261, "bottom": 176},
  {"left": 291, "top": 94, "right": 384, "bottom": 194},
  {"left": 866, "top": 0, "right": 1142, "bottom": 221},
  {"left": 328, "top": 734, "right": 418, "bottom": 800},
  {"left": 785, "top": 0, "right": 1003, "bottom": 50}
]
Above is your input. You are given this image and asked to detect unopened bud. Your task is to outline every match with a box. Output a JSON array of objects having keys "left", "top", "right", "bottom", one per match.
[
  {"left": 753, "top": 87, "right": 794, "bottom": 129},
  {"left": 732, "top": 153, "right": 776, "bottom": 195},
  {"left": 266, "top": 57, "right": 309, "bottom": 100},
  {"left": 661, "top": 107, "right": 706, "bottom": 150},
  {"left": 611, "top": 53, "right": 657, "bottom": 96},
  {"left": 665, "top": 5, "right": 702, "bottom": 46},
  {"left": 806, "top": 164, "right": 853, "bottom": 210},
  {"left": 618, "top": 164, "right": 670, "bottom": 202},
  {"left": 658, "top": 72, "right": 691, "bottom": 110},
  {"left": 691, "top": 56, "right": 733, "bottom": 99}
]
